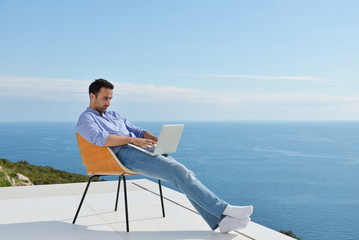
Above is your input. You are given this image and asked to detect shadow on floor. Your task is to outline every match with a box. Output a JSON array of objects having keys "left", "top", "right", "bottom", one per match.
[{"left": 0, "top": 221, "right": 242, "bottom": 240}]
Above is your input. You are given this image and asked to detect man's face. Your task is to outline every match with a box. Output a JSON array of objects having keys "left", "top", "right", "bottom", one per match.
[{"left": 90, "top": 87, "right": 113, "bottom": 114}]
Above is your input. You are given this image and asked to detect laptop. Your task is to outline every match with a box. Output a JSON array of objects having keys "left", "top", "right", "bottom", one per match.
[{"left": 128, "top": 124, "right": 184, "bottom": 156}]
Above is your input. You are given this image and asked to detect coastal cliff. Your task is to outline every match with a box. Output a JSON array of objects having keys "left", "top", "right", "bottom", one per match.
[
  {"left": 0, "top": 165, "right": 33, "bottom": 186},
  {"left": 0, "top": 158, "right": 93, "bottom": 187}
]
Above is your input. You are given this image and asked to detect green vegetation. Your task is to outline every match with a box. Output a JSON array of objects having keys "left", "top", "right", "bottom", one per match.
[
  {"left": 280, "top": 230, "right": 302, "bottom": 240},
  {"left": 0, "top": 170, "right": 11, "bottom": 187},
  {"left": 0, "top": 158, "right": 97, "bottom": 187}
]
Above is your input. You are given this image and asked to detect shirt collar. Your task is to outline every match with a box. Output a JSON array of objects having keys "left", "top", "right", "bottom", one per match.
[{"left": 86, "top": 107, "right": 106, "bottom": 116}]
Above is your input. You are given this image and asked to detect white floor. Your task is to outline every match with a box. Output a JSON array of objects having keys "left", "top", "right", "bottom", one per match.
[{"left": 0, "top": 179, "right": 294, "bottom": 240}]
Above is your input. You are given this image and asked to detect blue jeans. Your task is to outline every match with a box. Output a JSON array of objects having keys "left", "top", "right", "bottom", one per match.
[{"left": 116, "top": 146, "right": 228, "bottom": 230}]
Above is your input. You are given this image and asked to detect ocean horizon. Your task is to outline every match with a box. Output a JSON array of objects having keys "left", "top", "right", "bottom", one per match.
[{"left": 1, "top": 121, "right": 358, "bottom": 240}]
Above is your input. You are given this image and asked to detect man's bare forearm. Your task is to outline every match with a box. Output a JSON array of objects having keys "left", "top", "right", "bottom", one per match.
[
  {"left": 104, "top": 133, "right": 157, "bottom": 148},
  {"left": 104, "top": 134, "right": 134, "bottom": 147}
]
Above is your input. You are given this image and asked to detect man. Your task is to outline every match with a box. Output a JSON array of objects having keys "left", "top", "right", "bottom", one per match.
[{"left": 76, "top": 79, "right": 253, "bottom": 233}]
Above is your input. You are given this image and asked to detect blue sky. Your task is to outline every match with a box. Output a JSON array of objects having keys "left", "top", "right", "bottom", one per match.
[{"left": 0, "top": 0, "right": 358, "bottom": 122}]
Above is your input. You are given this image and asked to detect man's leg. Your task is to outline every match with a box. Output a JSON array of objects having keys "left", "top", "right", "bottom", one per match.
[{"left": 116, "top": 146, "right": 228, "bottom": 229}]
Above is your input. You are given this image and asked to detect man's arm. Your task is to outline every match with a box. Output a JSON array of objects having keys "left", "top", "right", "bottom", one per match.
[
  {"left": 104, "top": 133, "right": 156, "bottom": 148},
  {"left": 143, "top": 131, "right": 158, "bottom": 142}
]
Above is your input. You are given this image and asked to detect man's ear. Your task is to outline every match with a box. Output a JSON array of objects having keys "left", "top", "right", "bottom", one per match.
[{"left": 89, "top": 93, "right": 96, "bottom": 101}]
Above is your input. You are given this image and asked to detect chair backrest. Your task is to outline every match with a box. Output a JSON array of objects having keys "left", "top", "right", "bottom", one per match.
[{"left": 76, "top": 133, "right": 137, "bottom": 175}]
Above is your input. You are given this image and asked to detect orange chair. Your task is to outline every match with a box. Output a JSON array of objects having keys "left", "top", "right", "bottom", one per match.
[{"left": 72, "top": 133, "right": 165, "bottom": 232}]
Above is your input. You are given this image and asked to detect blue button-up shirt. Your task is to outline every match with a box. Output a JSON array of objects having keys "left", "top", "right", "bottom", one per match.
[{"left": 76, "top": 107, "right": 147, "bottom": 153}]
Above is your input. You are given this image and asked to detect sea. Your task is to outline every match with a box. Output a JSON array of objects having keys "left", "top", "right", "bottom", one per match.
[{"left": 0, "top": 121, "right": 358, "bottom": 240}]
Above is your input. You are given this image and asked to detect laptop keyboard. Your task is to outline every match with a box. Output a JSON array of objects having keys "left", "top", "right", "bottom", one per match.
[{"left": 146, "top": 146, "right": 155, "bottom": 152}]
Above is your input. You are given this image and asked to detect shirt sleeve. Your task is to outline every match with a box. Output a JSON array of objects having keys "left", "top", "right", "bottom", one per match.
[
  {"left": 76, "top": 112, "right": 109, "bottom": 146},
  {"left": 122, "top": 116, "right": 148, "bottom": 138}
]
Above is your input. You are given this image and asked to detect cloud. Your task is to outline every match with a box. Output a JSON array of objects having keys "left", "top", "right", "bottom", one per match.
[
  {"left": 0, "top": 76, "right": 90, "bottom": 95},
  {"left": 178, "top": 73, "right": 329, "bottom": 82},
  {"left": 1, "top": 76, "right": 358, "bottom": 120},
  {"left": 0, "top": 76, "right": 356, "bottom": 105},
  {"left": 113, "top": 82, "right": 359, "bottom": 107}
]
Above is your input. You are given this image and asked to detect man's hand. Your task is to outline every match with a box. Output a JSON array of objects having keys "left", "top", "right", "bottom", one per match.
[
  {"left": 143, "top": 131, "right": 158, "bottom": 142},
  {"left": 131, "top": 137, "right": 157, "bottom": 149}
]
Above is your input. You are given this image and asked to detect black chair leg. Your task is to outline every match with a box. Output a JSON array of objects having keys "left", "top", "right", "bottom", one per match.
[
  {"left": 73, "top": 175, "right": 163, "bottom": 233},
  {"left": 122, "top": 175, "right": 130, "bottom": 232},
  {"left": 115, "top": 175, "right": 121, "bottom": 211},
  {"left": 158, "top": 180, "right": 165, "bottom": 217},
  {"left": 73, "top": 175, "right": 99, "bottom": 224}
]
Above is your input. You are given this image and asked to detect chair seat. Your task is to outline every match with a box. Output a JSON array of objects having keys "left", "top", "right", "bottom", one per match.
[{"left": 76, "top": 133, "right": 138, "bottom": 175}]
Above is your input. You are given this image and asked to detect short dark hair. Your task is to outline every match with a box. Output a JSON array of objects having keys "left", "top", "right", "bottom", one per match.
[{"left": 89, "top": 78, "right": 114, "bottom": 96}]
